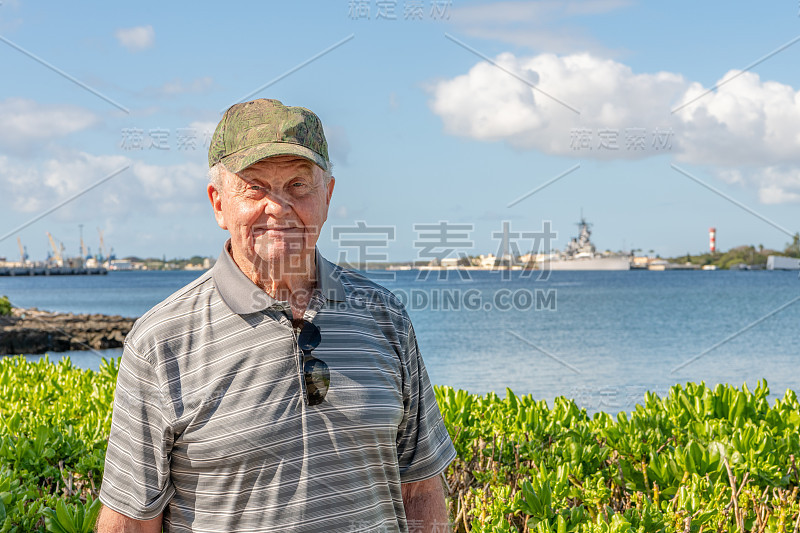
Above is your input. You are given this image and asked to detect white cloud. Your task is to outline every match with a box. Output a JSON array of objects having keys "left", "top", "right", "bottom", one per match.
[
  {"left": 431, "top": 52, "right": 685, "bottom": 154},
  {"left": 189, "top": 120, "right": 217, "bottom": 132},
  {"left": 675, "top": 71, "right": 800, "bottom": 167},
  {"left": 453, "top": 0, "right": 631, "bottom": 24},
  {"left": 428, "top": 52, "right": 800, "bottom": 203},
  {"left": 329, "top": 204, "right": 367, "bottom": 220},
  {"left": 145, "top": 77, "right": 214, "bottom": 97},
  {"left": 461, "top": 27, "right": 614, "bottom": 55},
  {"left": 131, "top": 161, "right": 208, "bottom": 213},
  {"left": 0, "top": 151, "right": 208, "bottom": 220},
  {"left": 115, "top": 25, "right": 155, "bottom": 52},
  {"left": 0, "top": 152, "right": 129, "bottom": 215},
  {"left": 189, "top": 120, "right": 218, "bottom": 152},
  {"left": 713, "top": 166, "right": 800, "bottom": 204},
  {"left": 759, "top": 185, "right": 800, "bottom": 204},
  {"left": 751, "top": 167, "right": 800, "bottom": 205},
  {"left": 451, "top": 0, "right": 632, "bottom": 54},
  {"left": 0, "top": 99, "right": 98, "bottom": 152}
]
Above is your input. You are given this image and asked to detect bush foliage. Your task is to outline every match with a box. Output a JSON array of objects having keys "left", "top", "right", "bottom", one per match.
[
  {"left": 0, "top": 297, "right": 12, "bottom": 317},
  {"left": 437, "top": 382, "right": 800, "bottom": 532},
  {"left": 0, "top": 356, "right": 115, "bottom": 532},
  {"left": 1, "top": 356, "right": 799, "bottom": 531}
]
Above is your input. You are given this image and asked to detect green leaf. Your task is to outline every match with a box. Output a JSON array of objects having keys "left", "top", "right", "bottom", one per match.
[
  {"left": 556, "top": 514, "right": 567, "bottom": 533},
  {"left": 75, "top": 503, "right": 84, "bottom": 532},
  {"left": 44, "top": 508, "right": 68, "bottom": 533},
  {"left": 83, "top": 498, "right": 103, "bottom": 531},
  {"left": 55, "top": 500, "right": 77, "bottom": 533}
]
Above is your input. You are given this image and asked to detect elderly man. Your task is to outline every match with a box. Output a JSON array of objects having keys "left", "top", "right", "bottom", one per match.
[{"left": 96, "top": 99, "right": 456, "bottom": 532}]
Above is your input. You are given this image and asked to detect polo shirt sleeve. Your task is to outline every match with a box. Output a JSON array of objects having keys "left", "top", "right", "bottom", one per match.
[
  {"left": 99, "top": 342, "right": 175, "bottom": 520},
  {"left": 396, "top": 320, "right": 457, "bottom": 484}
]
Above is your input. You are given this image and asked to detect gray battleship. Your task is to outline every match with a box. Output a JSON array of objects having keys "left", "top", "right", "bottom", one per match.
[{"left": 538, "top": 218, "right": 630, "bottom": 271}]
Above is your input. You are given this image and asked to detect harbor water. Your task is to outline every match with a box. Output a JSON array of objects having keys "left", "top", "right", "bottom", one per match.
[{"left": 2, "top": 268, "right": 798, "bottom": 414}]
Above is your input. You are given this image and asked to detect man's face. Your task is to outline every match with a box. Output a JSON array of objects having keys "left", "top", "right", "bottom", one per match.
[{"left": 208, "top": 155, "right": 335, "bottom": 277}]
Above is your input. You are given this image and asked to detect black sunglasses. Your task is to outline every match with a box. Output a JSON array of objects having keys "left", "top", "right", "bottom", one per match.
[{"left": 297, "top": 321, "right": 329, "bottom": 406}]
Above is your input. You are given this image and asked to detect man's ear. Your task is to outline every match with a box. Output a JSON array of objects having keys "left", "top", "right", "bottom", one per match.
[
  {"left": 325, "top": 176, "right": 335, "bottom": 206},
  {"left": 207, "top": 182, "right": 227, "bottom": 230}
]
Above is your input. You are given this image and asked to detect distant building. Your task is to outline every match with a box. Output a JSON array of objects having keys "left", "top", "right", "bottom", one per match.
[
  {"left": 439, "top": 257, "right": 460, "bottom": 268},
  {"left": 767, "top": 256, "right": 800, "bottom": 270},
  {"left": 108, "top": 260, "right": 133, "bottom": 271}
]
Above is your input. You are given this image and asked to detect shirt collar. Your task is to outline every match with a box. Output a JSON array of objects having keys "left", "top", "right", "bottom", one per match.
[{"left": 212, "top": 240, "right": 346, "bottom": 315}]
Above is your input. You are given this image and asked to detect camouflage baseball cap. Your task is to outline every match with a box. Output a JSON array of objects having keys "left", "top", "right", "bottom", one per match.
[{"left": 209, "top": 99, "right": 330, "bottom": 173}]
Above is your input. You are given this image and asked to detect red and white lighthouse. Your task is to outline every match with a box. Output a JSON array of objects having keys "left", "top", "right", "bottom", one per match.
[{"left": 709, "top": 227, "right": 716, "bottom": 254}]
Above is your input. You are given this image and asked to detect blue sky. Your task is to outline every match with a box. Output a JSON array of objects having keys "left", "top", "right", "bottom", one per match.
[{"left": 1, "top": 0, "right": 798, "bottom": 263}]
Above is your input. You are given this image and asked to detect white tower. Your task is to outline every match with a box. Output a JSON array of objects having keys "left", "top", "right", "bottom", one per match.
[{"left": 709, "top": 227, "right": 716, "bottom": 254}]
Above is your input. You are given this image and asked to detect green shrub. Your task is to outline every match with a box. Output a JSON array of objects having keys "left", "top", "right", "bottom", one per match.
[
  {"left": 2, "top": 355, "right": 799, "bottom": 531},
  {"left": 438, "top": 381, "right": 800, "bottom": 532},
  {"left": 0, "top": 355, "right": 117, "bottom": 532},
  {"left": 0, "top": 296, "right": 11, "bottom": 316}
]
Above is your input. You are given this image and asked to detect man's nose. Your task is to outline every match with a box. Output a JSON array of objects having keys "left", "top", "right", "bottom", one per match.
[{"left": 261, "top": 192, "right": 292, "bottom": 215}]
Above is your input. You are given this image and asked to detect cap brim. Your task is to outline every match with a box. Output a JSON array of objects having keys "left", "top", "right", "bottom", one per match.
[{"left": 219, "top": 142, "right": 329, "bottom": 174}]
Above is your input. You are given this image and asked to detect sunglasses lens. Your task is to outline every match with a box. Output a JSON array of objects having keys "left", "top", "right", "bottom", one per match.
[
  {"left": 303, "top": 357, "right": 330, "bottom": 406},
  {"left": 298, "top": 322, "right": 321, "bottom": 351}
]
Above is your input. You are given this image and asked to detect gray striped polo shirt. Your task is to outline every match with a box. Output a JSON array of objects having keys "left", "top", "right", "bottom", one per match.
[{"left": 99, "top": 242, "right": 456, "bottom": 532}]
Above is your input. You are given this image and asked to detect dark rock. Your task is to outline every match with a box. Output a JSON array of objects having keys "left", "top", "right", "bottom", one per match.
[{"left": 0, "top": 307, "right": 137, "bottom": 355}]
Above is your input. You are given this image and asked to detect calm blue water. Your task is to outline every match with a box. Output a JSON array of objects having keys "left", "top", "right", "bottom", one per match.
[{"left": 2, "top": 269, "right": 798, "bottom": 414}]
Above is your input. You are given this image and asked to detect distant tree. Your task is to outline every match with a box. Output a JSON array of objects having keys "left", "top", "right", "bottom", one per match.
[{"left": 785, "top": 233, "right": 800, "bottom": 258}]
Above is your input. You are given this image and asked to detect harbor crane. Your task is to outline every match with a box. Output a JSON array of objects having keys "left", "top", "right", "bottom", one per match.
[
  {"left": 97, "top": 228, "right": 106, "bottom": 262},
  {"left": 79, "top": 224, "right": 89, "bottom": 259},
  {"left": 17, "top": 237, "right": 28, "bottom": 265},
  {"left": 45, "top": 232, "right": 63, "bottom": 266}
]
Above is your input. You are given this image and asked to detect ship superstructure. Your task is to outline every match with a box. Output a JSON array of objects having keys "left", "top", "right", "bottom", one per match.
[{"left": 538, "top": 217, "right": 630, "bottom": 271}]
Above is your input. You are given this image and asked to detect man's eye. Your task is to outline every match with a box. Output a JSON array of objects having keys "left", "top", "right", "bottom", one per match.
[{"left": 249, "top": 184, "right": 265, "bottom": 191}]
